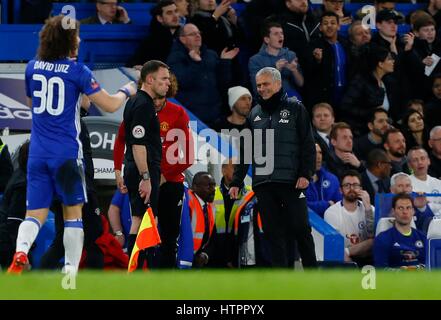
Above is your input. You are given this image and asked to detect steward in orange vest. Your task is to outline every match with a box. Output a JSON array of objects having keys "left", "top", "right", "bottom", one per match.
[
  {"left": 188, "top": 172, "right": 217, "bottom": 268},
  {"left": 229, "top": 191, "right": 271, "bottom": 268}
]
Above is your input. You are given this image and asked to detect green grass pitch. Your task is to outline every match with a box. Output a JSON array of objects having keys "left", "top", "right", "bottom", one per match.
[{"left": 0, "top": 270, "right": 440, "bottom": 300}]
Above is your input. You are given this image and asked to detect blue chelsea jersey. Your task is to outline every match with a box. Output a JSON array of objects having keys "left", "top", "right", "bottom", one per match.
[{"left": 25, "top": 59, "right": 101, "bottom": 159}]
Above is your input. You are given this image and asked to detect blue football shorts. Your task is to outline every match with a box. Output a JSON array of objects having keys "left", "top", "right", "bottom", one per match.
[{"left": 27, "top": 157, "right": 87, "bottom": 210}]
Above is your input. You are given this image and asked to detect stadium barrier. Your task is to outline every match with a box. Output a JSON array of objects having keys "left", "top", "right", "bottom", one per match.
[
  {"left": 427, "top": 217, "right": 441, "bottom": 269},
  {"left": 0, "top": 24, "right": 148, "bottom": 66},
  {"left": 309, "top": 209, "right": 345, "bottom": 262}
]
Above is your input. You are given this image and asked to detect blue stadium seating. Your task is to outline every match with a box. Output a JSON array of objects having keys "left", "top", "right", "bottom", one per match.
[
  {"left": 0, "top": 24, "right": 148, "bottom": 66},
  {"left": 51, "top": 2, "right": 155, "bottom": 25},
  {"left": 427, "top": 218, "right": 441, "bottom": 269}
]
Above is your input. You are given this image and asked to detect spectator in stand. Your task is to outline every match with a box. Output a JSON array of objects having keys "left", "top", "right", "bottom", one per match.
[
  {"left": 400, "top": 109, "right": 430, "bottom": 152},
  {"left": 311, "top": 102, "right": 335, "bottom": 167},
  {"left": 248, "top": 21, "right": 304, "bottom": 99},
  {"left": 408, "top": 14, "right": 441, "bottom": 100},
  {"left": 306, "top": 12, "right": 348, "bottom": 111},
  {"left": 371, "top": 9, "right": 414, "bottom": 107},
  {"left": 374, "top": 193, "right": 427, "bottom": 270},
  {"left": 189, "top": 0, "right": 245, "bottom": 83},
  {"left": 407, "top": 99, "right": 425, "bottom": 117},
  {"left": 426, "top": 0, "right": 441, "bottom": 30},
  {"left": 81, "top": 0, "right": 131, "bottom": 24},
  {"left": 340, "top": 46, "right": 397, "bottom": 137},
  {"left": 348, "top": 21, "right": 372, "bottom": 49},
  {"left": 327, "top": 122, "right": 364, "bottom": 179},
  {"left": 425, "top": 74, "right": 441, "bottom": 132},
  {"left": 384, "top": 128, "right": 412, "bottom": 176},
  {"left": 324, "top": 170, "right": 375, "bottom": 266},
  {"left": 0, "top": 137, "right": 13, "bottom": 195},
  {"left": 213, "top": 86, "right": 252, "bottom": 133},
  {"left": 361, "top": 149, "right": 392, "bottom": 203},
  {"left": 374, "top": 0, "right": 395, "bottom": 12},
  {"left": 408, "top": 146, "right": 441, "bottom": 199},
  {"left": 390, "top": 172, "right": 434, "bottom": 234},
  {"left": 347, "top": 21, "right": 372, "bottom": 81},
  {"left": 428, "top": 126, "right": 441, "bottom": 179},
  {"left": 128, "top": 1, "right": 181, "bottom": 69},
  {"left": 189, "top": 0, "right": 244, "bottom": 55},
  {"left": 354, "top": 107, "right": 390, "bottom": 162},
  {"left": 374, "top": 193, "right": 427, "bottom": 269},
  {"left": 175, "top": 0, "right": 190, "bottom": 25},
  {"left": 242, "top": 0, "right": 286, "bottom": 54},
  {"left": 279, "top": 0, "right": 321, "bottom": 68},
  {"left": 167, "top": 23, "right": 238, "bottom": 126},
  {"left": 312, "top": 0, "right": 352, "bottom": 26},
  {"left": 114, "top": 72, "right": 193, "bottom": 268},
  {"left": 306, "top": 143, "right": 342, "bottom": 218}
]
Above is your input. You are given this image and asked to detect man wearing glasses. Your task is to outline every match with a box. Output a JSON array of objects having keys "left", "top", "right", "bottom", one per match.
[
  {"left": 324, "top": 170, "right": 375, "bottom": 266},
  {"left": 167, "top": 23, "right": 238, "bottom": 127},
  {"left": 81, "top": 0, "right": 131, "bottom": 25}
]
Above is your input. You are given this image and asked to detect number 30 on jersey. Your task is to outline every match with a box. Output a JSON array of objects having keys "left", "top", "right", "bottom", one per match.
[{"left": 32, "top": 75, "right": 65, "bottom": 116}]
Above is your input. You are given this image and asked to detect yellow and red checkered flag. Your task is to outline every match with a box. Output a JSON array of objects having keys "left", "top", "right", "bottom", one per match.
[{"left": 128, "top": 207, "right": 161, "bottom": 272}]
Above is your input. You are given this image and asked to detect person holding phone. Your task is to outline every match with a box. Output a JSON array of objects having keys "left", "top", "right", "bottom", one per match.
[{"left": 81, "top": 0, "right": 131, "bottom": 25}]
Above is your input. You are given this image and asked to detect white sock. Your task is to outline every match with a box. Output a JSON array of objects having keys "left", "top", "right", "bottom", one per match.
[
  {"left": 15, "top": 217, "right": 41, "bottom": 254},
  {"left": 63, "top": 219, "right": 84, "bottom": 273}
]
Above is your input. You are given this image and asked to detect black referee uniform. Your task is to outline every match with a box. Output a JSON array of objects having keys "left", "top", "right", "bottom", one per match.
[{"left": 123, "top": 89, "right": 161, "bottom": 223}]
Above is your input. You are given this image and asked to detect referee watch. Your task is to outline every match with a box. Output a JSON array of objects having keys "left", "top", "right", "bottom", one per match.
[{"left": 141, "top": 171, "right": 150, "bottom": 181}]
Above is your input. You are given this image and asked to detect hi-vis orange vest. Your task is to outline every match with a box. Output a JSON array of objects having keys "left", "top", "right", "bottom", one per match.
[
  {"left": 233, "top": 191, "right": 263, "bottom": 236},
  {"left": 188, "top": 190, "right": 215, "bottom": 253}
]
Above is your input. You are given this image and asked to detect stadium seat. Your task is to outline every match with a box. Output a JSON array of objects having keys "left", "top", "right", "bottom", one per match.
[
  {"left": 375, "top": 217, "right": 395, "bottom": 237},
  {"left": 375, "top": 217, "right": 416, "bottom": 236},
  {"left": 426, "top": 218, "right": 441, "bottom": 270},
  {"left": 0, "top": 24, "right": 149, "bottom": 65}
]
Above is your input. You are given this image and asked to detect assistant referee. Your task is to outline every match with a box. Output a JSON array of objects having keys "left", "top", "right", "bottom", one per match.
[{"left": 123, "top": 60, "right": 170, "bottom": 263}]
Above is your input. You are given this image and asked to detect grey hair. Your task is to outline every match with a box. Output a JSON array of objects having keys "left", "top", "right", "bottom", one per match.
[
  {"left": 256, "top": 67, "right": 282, "bottom": 83},
  {"left": 390, "top": 172, "right": 411, "bottom": 188},
  {"left": 430, "top": 126, "right": 441, "bottom": 139}
]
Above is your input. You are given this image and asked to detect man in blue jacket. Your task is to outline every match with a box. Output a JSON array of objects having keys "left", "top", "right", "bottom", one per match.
[
  {"left": 167, "top": 23, "right": 238, "bottom": 127},
  {"left": 248, "top": 21, "right": 304, "bottom": 99},
  {"left": 306, "top": 143, "right": 342, "bottom": 217}
]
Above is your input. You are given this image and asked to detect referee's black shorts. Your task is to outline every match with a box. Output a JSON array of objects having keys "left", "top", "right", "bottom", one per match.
[{"left": 124, "top": 161, "right": 160, "bottom": 217}]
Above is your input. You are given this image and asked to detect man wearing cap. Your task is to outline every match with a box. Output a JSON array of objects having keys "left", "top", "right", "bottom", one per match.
[
  {"left": 372, "top": 9, "right": 415, "bottom": 116},
  {"left": 373, "top": 9, "right": 407, "bottom": 55},
  {"left": 213, "top": 86, "right": 253, "bottom": 133}
]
